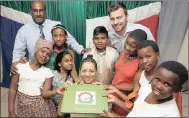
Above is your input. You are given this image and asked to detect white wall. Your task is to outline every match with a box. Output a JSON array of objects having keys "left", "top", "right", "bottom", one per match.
[
  {"left": 177, "top": 28, "right": 188, "bottom": 88},
  {"left": 177, "top": 28, "right": 188, "bottom": 70}
]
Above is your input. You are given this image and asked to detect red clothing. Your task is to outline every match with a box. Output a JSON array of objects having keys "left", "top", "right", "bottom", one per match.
[
  {"left": 112, "top": 52, "right": 139, "bottom": 116},
  {"left": 112, "top": 52, "right": 139, "bottom": 86},
  {"left": 173, "top": 92, "right": 182, "bottom": 117}
]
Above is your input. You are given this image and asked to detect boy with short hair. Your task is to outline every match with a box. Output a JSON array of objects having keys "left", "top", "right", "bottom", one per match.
[{"left": 83, "top": 26, "right": 119, "bottom": 85}]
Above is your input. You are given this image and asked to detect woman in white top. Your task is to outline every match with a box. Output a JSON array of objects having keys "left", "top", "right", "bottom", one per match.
[{"left": 8, "top": 40, "right": 57, "bottom": 117}]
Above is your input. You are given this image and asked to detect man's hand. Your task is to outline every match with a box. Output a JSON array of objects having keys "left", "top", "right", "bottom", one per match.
[
  {"left": 10, "top": 61, "right": 19, "bottom": 75},
  {"left": 10, "top": 56, "right": 28, "bottom": 75},
  {"left": 19, "top": 56, "right": 28, "bottom": 63},
  {"left": 81, "top": 48, "right": 91, "bottom": 55}
]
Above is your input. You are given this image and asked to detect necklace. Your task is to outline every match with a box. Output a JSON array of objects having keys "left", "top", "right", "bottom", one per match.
[{"left": 127, "top": 55, "right": 137, "bottom": 60}]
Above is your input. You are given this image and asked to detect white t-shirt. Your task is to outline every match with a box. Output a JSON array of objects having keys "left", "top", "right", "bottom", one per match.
[
  {"left": 127, "top": 84, "right": 180, "bottom": 117},
  {"left": 139, "top": 70, "right": 150, "bottom": 89},
  {"left": 17, "top": 62, "right": 53, "bottom": 96}
]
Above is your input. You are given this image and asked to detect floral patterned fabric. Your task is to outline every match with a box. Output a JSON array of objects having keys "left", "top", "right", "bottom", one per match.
[
  {"left": 51, "top": 70, "right": 73, "bottom": 106},
  {"left": 16, "top": 91, "right": 57, "bottom": 117}
]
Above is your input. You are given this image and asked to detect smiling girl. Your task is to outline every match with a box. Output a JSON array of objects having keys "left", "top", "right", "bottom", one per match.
[{"left": 8, "top": 40, "right": 56, "bottom": 117}]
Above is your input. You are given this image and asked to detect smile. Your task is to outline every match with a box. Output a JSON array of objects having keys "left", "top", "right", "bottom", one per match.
[{"left": 153, "top": 88, "right": 161, "bottom": 95}]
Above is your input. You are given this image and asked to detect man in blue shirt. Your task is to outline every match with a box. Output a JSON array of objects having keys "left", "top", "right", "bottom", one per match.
[{"left": 11, "top": 1, "right": 87, "bottom": 73}]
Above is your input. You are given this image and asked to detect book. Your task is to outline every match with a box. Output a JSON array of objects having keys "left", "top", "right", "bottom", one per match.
[{"left": 60, "top": 84, "right": 108, "bottom": 114}]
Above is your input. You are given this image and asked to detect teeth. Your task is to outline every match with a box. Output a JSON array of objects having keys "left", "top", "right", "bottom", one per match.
[{"left": 154, "top": 89, "right": 161, "bottom": 95}]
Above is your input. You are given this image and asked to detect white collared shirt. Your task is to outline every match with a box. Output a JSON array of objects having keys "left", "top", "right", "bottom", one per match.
[{"left": 108, "top": 22, "right": 155, "bottom": 53}]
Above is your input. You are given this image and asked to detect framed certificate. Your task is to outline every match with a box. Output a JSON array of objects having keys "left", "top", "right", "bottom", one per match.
[{"left": 60, "top": 84, "right": 108, "bottom": 114}]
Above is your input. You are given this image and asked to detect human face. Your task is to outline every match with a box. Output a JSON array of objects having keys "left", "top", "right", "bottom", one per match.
[
  {"left": 138, "top": 46, "right": 159, "bottom": 72},
  {"left": 35, "top": 48, "right": 52, "bottom": 65},
  {"left": 80, "top": 62, "right": 97, "bottom": 84},
  {"left": 151, "top": 67, "right": 179, "bottom": 100},
  {"left": 31, "top": 1, "right": 46, "bottom": 25},
  {"left": 52, "top": 28, "right": 67, "bottom": 47},
  {"left": 93, "top": 33, "right": 108, "bottom": 52},
  {"left": 109, "top": 8, "right": 128, "bottom": 33},
  {"left": 124, "top": 37, "right": 139, "bottom": 56},
  {"left": 59, "top": 54, "right": 73, "bottom": 71}
]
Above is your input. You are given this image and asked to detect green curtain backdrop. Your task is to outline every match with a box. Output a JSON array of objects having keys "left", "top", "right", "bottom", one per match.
[
  {"left": 0, "top": 1, "right": 86, "bottom": 72},
  {"left": 85, "top": 1, "right": 155, "bottom": 19},
  {"left": 0, "top": 1, "right": 155, "bottom": 72}
]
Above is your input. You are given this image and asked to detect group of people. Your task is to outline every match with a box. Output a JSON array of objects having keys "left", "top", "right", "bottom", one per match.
[{"left": 8, "top": 1, "right": 187, "bottom": 118}]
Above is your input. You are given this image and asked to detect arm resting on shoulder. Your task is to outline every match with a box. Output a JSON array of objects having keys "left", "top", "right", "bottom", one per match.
[{"left": 66, "top": 31, "right": 84, "bottom": 54}]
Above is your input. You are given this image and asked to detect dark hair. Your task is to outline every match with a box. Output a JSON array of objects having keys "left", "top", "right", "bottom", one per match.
[
  {"left": 108, "top": 2, "right": 127, "bottom": 16},
  {"left": 81, "top": 55, "right": 97, "bottom": 70},
  {"left": 93, "top": 26, "right": 108, "bottom": 38},
  {"left": 51, "top": 24, "right": 68, "bottom": 49},
  {"left": 51, "top": 24, "right": 67, "bottom": 36},
  {"left": 158, "top": 61, "right": 188, "bottom": 90},
  {"left": 128, "top": 29, "right": 147, "bottom": 42},
  {"left": 54, "top": 50, "right": 72, "bottom": 72},
  {"left": 54, "top": 50, "right": 73, "bottom": 82},
  {"left": 30, "top": 1, "right": 46, "bottom": 10},
  {"left": 137, "top": 40, "right": 159, "bottom": 53}
]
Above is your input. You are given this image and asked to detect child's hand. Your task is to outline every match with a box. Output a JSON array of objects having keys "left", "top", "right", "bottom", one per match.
[
  {"left": 75, "top": 79, "right": 84, "bottom": 84},
  {"left": 92, "top": 82, "right": 102, "bottom": 85},
  {"left": 99, "top": 109, "right": 116, "bottom": 117},
  {"left": 55, "top": 86, "right": 65, "bottom": 94},
  {"left": 63, "top": 81, "right": 73, "bottom": 89},
  {"left": 107, "top": 94, "right": 119, "bottom": 104},
  {"left": 104, "top": 85, "right": 119, "bottom": 95},
  {"left": 8, "top": 111, "right": 16, "bottom": 117}
]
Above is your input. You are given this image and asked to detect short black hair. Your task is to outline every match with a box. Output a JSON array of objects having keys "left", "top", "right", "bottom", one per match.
[
  {"left": 128, "top": 29, "right": 147, "bottom": 42},
  {"left": 137, "top": 40, "right": 159, "bottom": 53},
  {"left": 81, "top": 54, "right": 97, "bottom": 70},
  {"left": 159, "top": 61, "right": 188, "bottom": 88},
  {"left": 93, "top": 26, "right": 108, "bottom": 38},
  {"left": 108, "top": 2, "right": 127, "bottom": 16}
]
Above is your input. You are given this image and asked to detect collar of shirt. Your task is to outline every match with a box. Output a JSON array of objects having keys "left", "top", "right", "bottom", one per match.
[
  {"left": 94, "top": 48, "right": 106, "bottom": 56},
  {"left": 110, "top": 22, "right": 135, "bottom": 38},
  {"left": 32, "top": 19, "right": 47, "bottom": 29}
]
